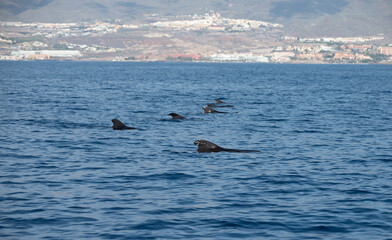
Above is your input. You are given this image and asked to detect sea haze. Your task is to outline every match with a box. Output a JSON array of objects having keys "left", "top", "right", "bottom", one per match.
[{"left": 0, "top": 62, "right": 391, "bottom": 239}]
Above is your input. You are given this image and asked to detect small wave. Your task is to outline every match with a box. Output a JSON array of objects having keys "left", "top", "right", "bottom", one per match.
[
  {"left": 374, "top": 154, "right": 392, "bottom": 162},
  {"left": 109, "top": 172, "right": 196, "bottom": 182},
  {"left": 132, "top": 219, "right": 182, "bottom": 230},
  {"left": 143, "top": 172, "right": 196, "bottom": 180},
  {"left": 252, "top": 101, "right": 275, "bottom": 105},
  {"left": 1, "top": 216, "right": 98, "bottom": 227},
  {"left": 343, "top": 189, "right": 374, "bottom": 195},
  {"left": 265, "top": 118, "right": 287, "bottom": 122},
  {"left": 303, "top": 225, "right": 349, "bottom": 233},
  {"left": 292, "top": 129, "right": 325, "bottom": 134},
  {"left": 0, "top": 196, "right": 30, "bottom": 201},
  {"left": 202, "top": 217, "right": 287, "bottom": 230},
  {"left": 14, "top": 118, "right": 104, "bottom": 130},
  {"left": 98, "top": 233, "right": 156, "bottom": 240},
  {"left": 0, "top": 153, "right": 39, "bottom": 159},
  {"left": 162, "top": 149, "right": 196, "bottom": 154},
  {"left": 144, "top": 207, "right": 197, "bottom": 215},
  {"left": 4, "top": 209, "right": 45, "bottom": 215}
]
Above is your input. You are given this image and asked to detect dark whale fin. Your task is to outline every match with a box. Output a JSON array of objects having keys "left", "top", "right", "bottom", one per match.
[
  {"left": 215, "top": 99, "right": 224, "bottom": 104},
  {"left": 111, "top": 119, "right": 137, "bottom": 130},
  {"left": 194, "top": 140, "right": 260, "bottom": 153},
  {"left": 202, "top": 107, "right": 227, "bottom": 114},
  {"left": 169, "top": 113, "right": 185, "bottom": 119},
  {"left": 193, "top": 140, "right": 225, "bottom": 152}
]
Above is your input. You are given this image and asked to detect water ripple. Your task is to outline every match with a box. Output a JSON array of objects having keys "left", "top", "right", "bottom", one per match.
[{"left": 1, "top": 62, "right": 391, "bottom": 239}]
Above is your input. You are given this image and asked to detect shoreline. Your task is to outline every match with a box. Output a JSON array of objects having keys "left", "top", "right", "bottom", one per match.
[{"left": 1, "top": 59, "right": 391, "bottom": 65}]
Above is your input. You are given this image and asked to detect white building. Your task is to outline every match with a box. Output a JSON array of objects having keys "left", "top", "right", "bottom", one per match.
[
  {"left": 11, "top": 50, "right": 82, "bottom": 58},
  {"left": 210, "top": 53, "right": 269, "bottom": 62}
]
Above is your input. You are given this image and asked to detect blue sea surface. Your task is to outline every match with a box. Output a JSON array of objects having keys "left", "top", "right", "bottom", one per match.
[{"left": 0, "top": 61, "right": 391, "bottom": 239}]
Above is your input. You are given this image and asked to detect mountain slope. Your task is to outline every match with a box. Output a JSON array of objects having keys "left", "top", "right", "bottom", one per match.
[{"left": 0, "top": 0, "right": 391, "bottom": 37}]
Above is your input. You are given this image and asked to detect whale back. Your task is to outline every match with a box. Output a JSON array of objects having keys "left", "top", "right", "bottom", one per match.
[
  {"left": 169, "top": 113, "right": 185, "bottom": 119},
  {"left": 203, "top": 107, "right": 218, "bottom": 113},
  {"left": 203, "top": 107, "right": 228, "bottom": 114},
  {"left": 194, "top": 140, "right": 225, "bottom": 152},
  {"left": 111, "top": 119, "right": 136, "bottom": 130},
  {"left": 194, "top": 139, "right": 260, "bottom": 153}
]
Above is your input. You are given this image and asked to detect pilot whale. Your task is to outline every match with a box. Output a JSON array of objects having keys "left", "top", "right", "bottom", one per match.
[
  {"left": 194, "top": 140, "right": 260, "bottom": 153},
  {"left": 169, "top": 113, "right": 186, "bottom": 119},
  {"left": 111, "top": 119, "right": 137, "bottom": 130},
  {"left": 202, "top": 107, "right": 227, "bottom": 114}
]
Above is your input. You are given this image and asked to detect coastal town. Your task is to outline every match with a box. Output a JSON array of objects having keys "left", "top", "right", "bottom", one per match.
[{"left": 1, "top": 12, "right": 391, "bottom": 64}]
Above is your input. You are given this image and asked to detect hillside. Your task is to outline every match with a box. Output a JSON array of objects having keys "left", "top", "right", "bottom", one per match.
[{"left": 0, "top": 0, "right": 391, "bottom": 37}]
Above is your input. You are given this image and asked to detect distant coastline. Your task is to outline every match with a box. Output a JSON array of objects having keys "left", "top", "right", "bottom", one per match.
[
  {"left": 2, "top": 59, "right": 391, "bottom": 65},
  {"left": 1, "top": 13, "right": 391, "bottom": 64}
]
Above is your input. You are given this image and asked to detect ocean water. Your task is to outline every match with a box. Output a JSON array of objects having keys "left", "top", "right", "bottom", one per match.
[{"left": 0, "top": 61, "right": 391, "bottom": 240}]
